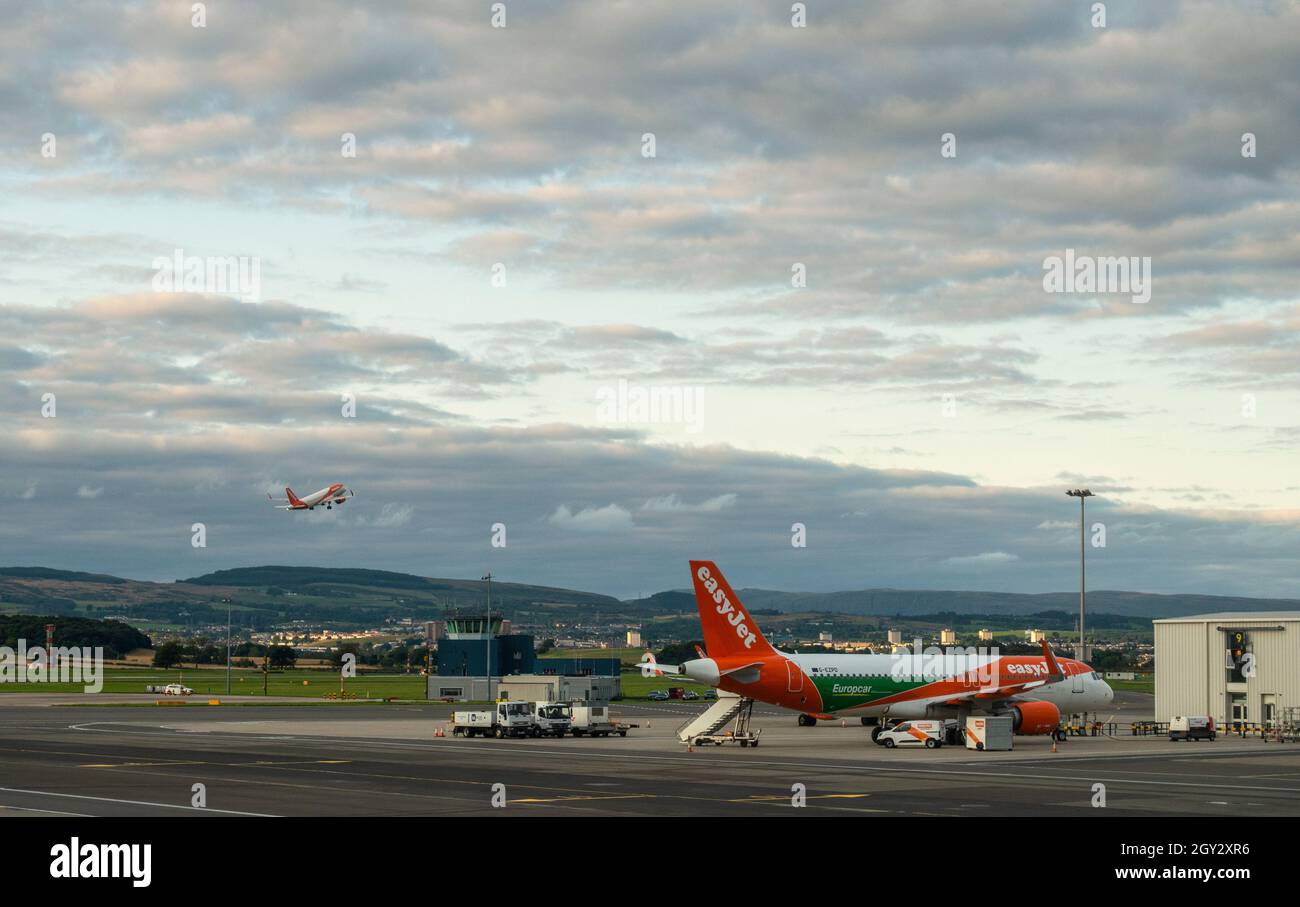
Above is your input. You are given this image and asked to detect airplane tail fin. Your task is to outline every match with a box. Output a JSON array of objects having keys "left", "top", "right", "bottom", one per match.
[
  {"left": 285, "top": 487, "right": 304, "bottom": 507},
  {"left": 688, "top": 560, "right": 775, "bottom": 659}
]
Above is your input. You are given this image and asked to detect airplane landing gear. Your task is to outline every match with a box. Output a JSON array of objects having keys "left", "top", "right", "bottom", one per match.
[{"left": 797, "top": 713, "right": 817, "bottom": 727}]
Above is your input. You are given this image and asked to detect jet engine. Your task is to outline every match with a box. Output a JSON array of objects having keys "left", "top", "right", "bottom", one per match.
[{"left": 1009, "top": 701, "right": 1061, "bottom": 735}]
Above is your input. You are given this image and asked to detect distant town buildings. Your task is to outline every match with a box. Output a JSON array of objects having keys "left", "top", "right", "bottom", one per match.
[
  {"left": 1026, "top": 628, "right": 1046, "bottom": 643},
  {"left": 625, "top": 628, "right": 642, "bottom": 647},
  {"left": 940, "top": 628, "right": 957, "bottom": 645},
  {"left": 887, "top": 629, "right": 903, "bottom": 644}
]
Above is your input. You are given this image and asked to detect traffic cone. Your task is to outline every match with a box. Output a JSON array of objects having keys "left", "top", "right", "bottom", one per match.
[
  {"left": 841, "top": 719, "right": 846, "bottom": 728},
  {"left": 1052, "top": 736, "right": 1058, "bottom": 753}
]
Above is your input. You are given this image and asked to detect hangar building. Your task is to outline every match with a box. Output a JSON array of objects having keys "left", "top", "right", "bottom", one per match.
[{"left": 1154, "top": 612, "right": 1300, "bottom": 728}]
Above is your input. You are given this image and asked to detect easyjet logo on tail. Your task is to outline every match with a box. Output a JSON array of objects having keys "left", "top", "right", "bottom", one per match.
[{"left": 696, "top": 564, "right": 757, "bottom": 649}]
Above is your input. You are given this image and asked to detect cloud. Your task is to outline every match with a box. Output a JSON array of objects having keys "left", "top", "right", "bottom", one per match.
[
  {"left": 359, "top": 503, "right": 414, "bottom": 528},
  {"left": 641, "top": 493, "right": 737, "bottom": 513},
  {"left": 547, "top": 503, "right": 635, "bottom": 533},
  {"left": 76, "top": 485, "right": 103, "bottom": 499},
  {"left": 942, "top": 551, "right": 1020, "bottom": 567}
]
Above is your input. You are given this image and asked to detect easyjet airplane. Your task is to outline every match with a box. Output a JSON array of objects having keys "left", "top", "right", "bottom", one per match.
[
  {"left": 642, "top": 560, "right": 1113, "bottom": 739},
  {"left": 267, "top": 484, "right": 353, "bottom": 511}
]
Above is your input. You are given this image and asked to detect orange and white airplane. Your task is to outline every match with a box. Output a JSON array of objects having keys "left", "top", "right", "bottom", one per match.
[
  {"left": 267, "top": 484, "right": 354, "bottom": 511},
  {"left": 642, "top": 560, "right": 1113, "bottom": 738}
]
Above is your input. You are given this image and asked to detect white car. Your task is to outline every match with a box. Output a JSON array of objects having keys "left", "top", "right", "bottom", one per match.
[{"left": 163, "top": 683, "right": 194, "bottom": 696}]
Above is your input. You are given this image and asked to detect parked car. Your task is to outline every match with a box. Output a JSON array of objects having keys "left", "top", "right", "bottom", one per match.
[
  {"left": 702, "top": 690, "right": 717, "bottom": 700},
  {"left": 682, "top": 690, "right": 700, "bottom": 701},
  {"left": 647, "top": 690, "right": 669, "bottom": 701},
  {"left": 162, "top": 683, "right": 194, "bottom": 696}
]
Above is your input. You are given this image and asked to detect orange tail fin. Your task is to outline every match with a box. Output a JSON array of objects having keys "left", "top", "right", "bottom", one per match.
[
  {"left": 688, "top": 560, "right": 775, "bottom": 659},
  {"left": 285, "top": 487, "right": 304, "bottom": 507}
]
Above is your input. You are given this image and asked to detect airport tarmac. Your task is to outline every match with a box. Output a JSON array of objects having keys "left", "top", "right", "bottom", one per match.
[{"left": 3, "top": 696, "right": 1299, "bottom": 817}]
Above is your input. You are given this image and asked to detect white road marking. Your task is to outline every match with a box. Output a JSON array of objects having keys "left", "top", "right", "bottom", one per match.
[{"left": 0, "top": 786, "right": 279, "bottom": 816}]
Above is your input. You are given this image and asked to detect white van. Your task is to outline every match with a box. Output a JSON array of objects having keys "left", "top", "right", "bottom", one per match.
[
  {"left": 875, "top": 720, "right": 945, "bottom": 748},
  {"left": 1169, "top": 715, "right": 1216, "bottom": 741}
]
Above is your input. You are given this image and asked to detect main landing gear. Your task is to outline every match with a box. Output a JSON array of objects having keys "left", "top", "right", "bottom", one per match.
[{"left": 797, "top": 713, "right": 817, "bottom": 727}]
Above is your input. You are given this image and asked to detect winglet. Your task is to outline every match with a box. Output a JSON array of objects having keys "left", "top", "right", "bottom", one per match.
[{"left": 1040, "top": 639, "right": 1065, "bottom": 681}]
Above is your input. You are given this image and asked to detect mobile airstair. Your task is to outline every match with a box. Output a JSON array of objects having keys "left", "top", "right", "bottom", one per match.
[{"left": 676, "top": 690, "right": 760, "bottom": 747}]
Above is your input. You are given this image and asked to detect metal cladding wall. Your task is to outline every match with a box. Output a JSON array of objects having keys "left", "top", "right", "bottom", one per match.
[
  {"left": 1155, "top": 616, "right": 1300, "bottom": 724},
  {"left": 436, "top": 635, "right": 536, "bottom": 677},
  {"left": 1154, "top": 621, "right": 1210, "bottom": 719},
  {"left": 533, "top": 657, "right": 621, "bottom": 677}
]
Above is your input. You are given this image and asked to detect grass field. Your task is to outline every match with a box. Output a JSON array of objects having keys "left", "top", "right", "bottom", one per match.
[
  {"left": 0, "top": 665, "right": 427, "bottom": 699},
  {"left": 1106, "top": 677, "right": 1155, "bottom": 693},
  {"left": 616, "top": 671, "right": 712, "bottom": 698}
]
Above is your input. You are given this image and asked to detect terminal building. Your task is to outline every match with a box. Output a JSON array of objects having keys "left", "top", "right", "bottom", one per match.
[
  {"left": 1154, "top": 612, "right": 1300, "bottom": 727},
  {"left": 427, "top": 613, "right": 621, "bottom": 702}
]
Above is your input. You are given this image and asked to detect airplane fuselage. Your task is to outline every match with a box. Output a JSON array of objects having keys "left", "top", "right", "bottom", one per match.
[{"left": 678, "top": 649, "right": 1113, "bottom": 720}]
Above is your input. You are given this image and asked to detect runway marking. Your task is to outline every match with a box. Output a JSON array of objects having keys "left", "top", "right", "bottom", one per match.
[
  {"left": 0, "top": 803, "right": 94, "bottom": 816},
  {"left": 0, "top": 786, "right": 279, "bottom": 816},
  {"left": 513, "top": 794, "right": 653, "bottom": 804},
  {"left": 233, "top": 760, "right": 353, "bottom": 766},
  {"left": 80, "top": 761, "right": 201, "bottom": 768},
  {"left": 733, "top": 793, "right": 869, "bottom": 801}
]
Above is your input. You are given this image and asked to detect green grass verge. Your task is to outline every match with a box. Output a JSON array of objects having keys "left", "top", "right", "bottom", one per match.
[{"left": 0, "top": 665, "right": 426, "bottom": 699}]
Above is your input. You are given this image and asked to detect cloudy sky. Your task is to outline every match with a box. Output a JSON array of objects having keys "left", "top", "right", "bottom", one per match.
[{"left": 2, "top": 0, "right": 1298, "bottom": 599}]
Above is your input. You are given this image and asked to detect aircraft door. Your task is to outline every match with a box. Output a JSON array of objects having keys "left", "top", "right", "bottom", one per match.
[
  {"left": 786, "top": 659, "right": 804, "bottom": 693},
  {"left": 1071, "top": 669, "right": 1085, "bottom": 694}
]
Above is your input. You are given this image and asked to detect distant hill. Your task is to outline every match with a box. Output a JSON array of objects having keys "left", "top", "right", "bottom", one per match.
[
  {"left": 0, "top": 565, "right": 621, "bottom": 630},
  {"left": 0, "top": 567, "right": 129, "bottom": 585},
  {"left": 180, "top": 565, "right": 621, "bottom": 609},
  {"left": 628, "top": 587, "right": 1300, "bottom": 620},
  {"left": 4, "top": 564, "right": 1296, "bottom": 631}
]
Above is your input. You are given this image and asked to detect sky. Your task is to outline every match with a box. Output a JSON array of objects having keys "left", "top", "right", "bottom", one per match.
[{"left": 1, "top": 0, "right": 1298, "bottom": 599}]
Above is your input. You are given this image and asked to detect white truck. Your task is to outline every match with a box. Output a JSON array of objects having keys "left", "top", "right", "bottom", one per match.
[
  {"left": 569, "top": 702, "right": 633, "bottom": 737},
  {"left": 875, "top": 719, "right": 946, "bottom": 748},
  {"left": 452, "top": 701, "right": 536, "bottom": 738},
  {"left": 1169, "top": 715, "right": 1216, "bottom": 742},
  {"left": 532, "top": 702, "right": 573, "bottom": 737}
]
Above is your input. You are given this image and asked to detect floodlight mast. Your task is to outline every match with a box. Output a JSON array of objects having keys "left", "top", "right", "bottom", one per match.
[{"left": 1065, "top": 489, "right": 1094, "bottom": 661}]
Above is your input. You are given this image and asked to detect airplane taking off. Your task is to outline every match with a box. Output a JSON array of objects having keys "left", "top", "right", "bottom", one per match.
[
  {"left": 642, "top": 560, "right": 1113, "bottom": 738},
  {"left": 267, "top": 484, "right": 354, "bottom": 511}
]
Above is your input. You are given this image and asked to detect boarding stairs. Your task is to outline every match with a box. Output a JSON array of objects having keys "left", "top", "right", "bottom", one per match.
[{"left": 676, "top": 690, "right": 757, "bottom": 745}]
